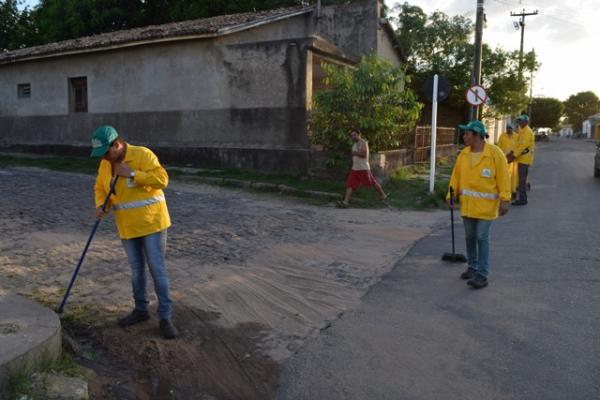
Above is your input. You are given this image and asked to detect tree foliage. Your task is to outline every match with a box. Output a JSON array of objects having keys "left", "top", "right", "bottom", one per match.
[
  {"left": 0, "top": 0, "right": 36, "bottom": 51},
  {"left": 310, "top": 56, "right": 421, "bottom": 163},
  {"left": 530, "top": 97, "right": 564, "bottom": 130},
  {"left": 563, "top": 91, "right": 600, "bottom": 132},
  {"left": 391, "top": 2, "right": 539, "bottom": 119}
]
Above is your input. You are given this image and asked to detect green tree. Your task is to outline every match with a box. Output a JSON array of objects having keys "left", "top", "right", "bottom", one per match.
[
  {"left": 563, "top": 91, "right": 600, "bottom": 132},
  {"left": 530, "top": 97, "right": 564, "bottom": 130},
  {"left": 0, "top": 0, "right": 36, "bottom": 50},
  {"left": 392, "top": 2, "right": 539, "bottom": 119},
  {"left": 310, "top": 55, "right": 421, "bottom": 167}
]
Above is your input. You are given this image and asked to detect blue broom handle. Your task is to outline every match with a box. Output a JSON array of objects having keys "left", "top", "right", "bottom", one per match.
[{"left": 56, "top": 176, "right": 118, "bottom": 313}]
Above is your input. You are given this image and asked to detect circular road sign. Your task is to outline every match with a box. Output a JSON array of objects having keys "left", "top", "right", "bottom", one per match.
[{"left": 465, "top": 85, "right": 488, "bottom": 106}]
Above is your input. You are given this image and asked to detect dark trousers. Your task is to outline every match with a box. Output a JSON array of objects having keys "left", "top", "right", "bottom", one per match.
[{"left": 517, "top": 163, "right": 529, "bottom": 202}]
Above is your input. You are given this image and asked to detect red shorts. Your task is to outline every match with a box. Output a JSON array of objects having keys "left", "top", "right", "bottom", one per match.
[{"left": 346, "top": 170, "right": 378, "bottom": 191}]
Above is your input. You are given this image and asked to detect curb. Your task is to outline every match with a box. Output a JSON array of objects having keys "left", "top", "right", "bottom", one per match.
[{"left": 174, "top": 175, "right": 341, "bottom": 200}]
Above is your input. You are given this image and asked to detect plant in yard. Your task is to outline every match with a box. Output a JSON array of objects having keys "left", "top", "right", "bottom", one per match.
[{"left": 309, "top": 55, "right": 422, "bottom": 169}]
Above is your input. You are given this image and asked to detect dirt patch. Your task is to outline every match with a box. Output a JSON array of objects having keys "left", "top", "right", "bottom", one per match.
[{"left": 67, "top": 305, "right": 277, "bottom": 400}]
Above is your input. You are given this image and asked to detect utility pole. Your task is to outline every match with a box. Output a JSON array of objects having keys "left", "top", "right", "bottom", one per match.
[
  {"left": 469, "top": 0, "right": 485, "bottom": 121},
  {"left": 510, "top": 9, "right": 538, "bottom": 79}
]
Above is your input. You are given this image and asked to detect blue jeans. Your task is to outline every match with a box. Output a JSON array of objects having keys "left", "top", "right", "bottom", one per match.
[
  {"left": 462, "top": 217, "right": 493, "bottom": 277},
  {"left": 121, "top": 230, "right": 172, "bottom": 319}
]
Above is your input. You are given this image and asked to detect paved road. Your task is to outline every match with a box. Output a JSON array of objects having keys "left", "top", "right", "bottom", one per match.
[{"left": 278, "top": 138, "right": 600, "bottom": 400}]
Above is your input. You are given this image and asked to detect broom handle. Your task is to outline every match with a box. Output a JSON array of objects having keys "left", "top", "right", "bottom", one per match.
[
  {"left": 56, "top": 176, "right": 118, "bottom": 313},
  {"left": 450, "top": 187, "right": 456, "bottom": 254}
]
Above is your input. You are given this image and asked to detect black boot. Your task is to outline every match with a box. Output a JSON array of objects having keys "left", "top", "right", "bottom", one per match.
[
  {"left": 467, "top": 274, "right": 488, "bottom": 289},
  {"left": 160, "top": 319, "right": 178, "bottom": 339},
  {"left": 460, "top": 268, "right": 477, "bottom": 280},
  {"left": 118, "top": 310, "right": 150, "bottom": 327}
]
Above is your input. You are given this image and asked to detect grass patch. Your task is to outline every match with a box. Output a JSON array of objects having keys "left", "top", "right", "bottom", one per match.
[
  {"left": 0, "top": 153, "right": 98, "bottom": 174},
  {"left": 0, "top": 151, "right": 455, "bottom": 210},
  {"left": 0, "top": 352, "right": 83, "bottom": 400}
]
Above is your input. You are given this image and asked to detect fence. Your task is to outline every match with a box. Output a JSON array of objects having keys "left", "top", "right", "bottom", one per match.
[{"left": 413, "top": 126, "right": 457, "bottom": 163}]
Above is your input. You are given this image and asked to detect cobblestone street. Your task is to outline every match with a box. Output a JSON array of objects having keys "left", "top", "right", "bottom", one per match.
[{"left": 0, "top": 166, "right": 444, "bottom": 398}]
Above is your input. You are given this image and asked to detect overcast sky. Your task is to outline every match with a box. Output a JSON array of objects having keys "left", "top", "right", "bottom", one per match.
[
  {"left": 20, "top": 0, "right": 596, "bottom": 101},
  {"left": 385, "top": 0, "right": 598, "bottom": 101}
]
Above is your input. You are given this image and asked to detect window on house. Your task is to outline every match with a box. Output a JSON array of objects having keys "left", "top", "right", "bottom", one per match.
[
  {"left": 69, "top": 77, "right": 88, "bottom": 113},
  {"left": 18, "top": 83, "right": 31, "bottom": 99}
]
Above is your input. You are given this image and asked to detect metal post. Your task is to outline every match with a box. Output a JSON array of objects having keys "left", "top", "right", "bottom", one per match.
[
  {"left": 469, "top": 0, "right": 484, "bottom": 121},
  {"left": 429, "top": 74, "right": 439, "bottom": 194}
]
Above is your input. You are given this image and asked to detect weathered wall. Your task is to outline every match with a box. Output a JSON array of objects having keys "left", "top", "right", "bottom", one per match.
[
  {"left": 376, "top": 28, "right": 402, "bottom": 68},
  {"left": 0, "top": 37, "right": 310, "bottom": 153},
  {"left": 315, "top": 0, "right": 379, "bottom": 61}
]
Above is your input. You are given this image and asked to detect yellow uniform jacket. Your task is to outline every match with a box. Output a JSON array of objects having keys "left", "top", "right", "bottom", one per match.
[
  {"left": 447, "top": 143, "right": 511, "bottom": 220},
  {"left": 94, "top": 144, "right": 171, "bottom": 240},
  {"left": 514, "top": 125, "right": 535, "bottom": 165}
]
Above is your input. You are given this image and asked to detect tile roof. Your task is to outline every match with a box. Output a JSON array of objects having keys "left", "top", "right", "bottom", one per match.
[{"left": 0, "top": 6, "right": 312, "bottom": 64}]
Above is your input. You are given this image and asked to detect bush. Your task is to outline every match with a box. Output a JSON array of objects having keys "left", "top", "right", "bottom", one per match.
[{"left": 309, "top": 55, "right": 422, "bottom": 163}]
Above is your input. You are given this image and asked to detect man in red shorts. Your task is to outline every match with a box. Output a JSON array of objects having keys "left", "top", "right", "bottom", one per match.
[{"left": 338, "top": 128, "right": 387, "bottom": 207}]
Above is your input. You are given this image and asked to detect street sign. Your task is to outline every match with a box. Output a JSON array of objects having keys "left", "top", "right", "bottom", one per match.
[
  {"left": 465, "top": 85, "right": 488, "bottom": 106},
  {"left": 424, "top": 75, "right": 450, "bottom": 102}
]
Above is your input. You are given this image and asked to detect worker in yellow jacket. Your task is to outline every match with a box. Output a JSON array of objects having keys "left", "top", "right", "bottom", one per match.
[
  {"left": 447, "top": 120, "right": 511, "bottom": 289},
  {"left": 496, "top": 123, "right": 519, "bottom": 198},
  {"left": 508, "top": 114, "right": 535, "bottom": 205},
  {"left": 91, "top": 125, "right": 177, "bottom": 339}
]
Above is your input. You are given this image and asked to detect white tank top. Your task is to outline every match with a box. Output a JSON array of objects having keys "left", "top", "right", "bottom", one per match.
[{"left": 352, "top": 139, "right": 370, "bottom": 170}]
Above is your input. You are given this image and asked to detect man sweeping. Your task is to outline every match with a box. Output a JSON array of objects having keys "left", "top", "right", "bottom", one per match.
[
  {"left": 91, "top": 125, "right": 177, "bottom": 339},
  {"left": 448, "top": 120, "right": 510, "bottom": 289}
]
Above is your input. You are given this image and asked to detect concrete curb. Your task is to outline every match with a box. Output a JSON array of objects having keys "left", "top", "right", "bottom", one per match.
[
  {"left": 175, "top": 175, "right": 341, "bottom": 200},
  {"left": 0, "top": 294, "right": 62, "bottom": 390}
]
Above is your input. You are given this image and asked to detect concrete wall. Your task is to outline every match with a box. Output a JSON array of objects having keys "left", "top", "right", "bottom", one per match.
[
  {"left": 315, "top": 0, "right": 379, "bottom": 61},
  {"left": 377, "top": 28, "right": 402, "bottom": 68},
  {"left": 0, "top": 36, "right": 310, "bottom": 157}
]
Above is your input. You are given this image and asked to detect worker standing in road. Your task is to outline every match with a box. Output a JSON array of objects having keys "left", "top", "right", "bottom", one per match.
[
  {"left": 497, "top": 123, "right": 519, "bottom": 199},
  {"left": 508, "top": 115, "right": 535, "bottom": 205},
  {"left": 91, "top": 125, "right": 178, "bottom": 339},
  {"left": 448, "top": 120, "right": 511, "bottom": 289}
]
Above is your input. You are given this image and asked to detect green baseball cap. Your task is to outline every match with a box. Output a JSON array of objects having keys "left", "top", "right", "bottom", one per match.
[
  {"left": 458, "top": 120, "right": 487, "bottom": 138},
  {"left": 516, "top": 114, "right": 529, "bottom": 122},
  {"left": 90, "top": 125, "right": 118, "bottom": 157}
]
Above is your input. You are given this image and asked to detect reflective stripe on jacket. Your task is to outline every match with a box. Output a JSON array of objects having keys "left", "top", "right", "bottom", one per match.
[
  {"left": 447, "top": 143, "right": 511, "bottom": 220},
  {"left": 514, "top": 125, "right": 535, "bottom": 165},
  {"left": 94, "top": 144, "right": 171, "bottom": 239}
]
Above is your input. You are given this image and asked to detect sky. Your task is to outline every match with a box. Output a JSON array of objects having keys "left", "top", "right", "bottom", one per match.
[
  {"left": 19, "top": 0, "right": 597, "bottom": 101},
  {"left": 385, "top": 0, "right": 599, "bottom": 101}
]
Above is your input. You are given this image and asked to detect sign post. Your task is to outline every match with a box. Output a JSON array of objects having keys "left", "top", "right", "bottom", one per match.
[
  {"left": 423, "top": 75, "right": 449, "bottom": 194},
  {"left": 429, "top": 75, "right": 439, "bottom": 194}
]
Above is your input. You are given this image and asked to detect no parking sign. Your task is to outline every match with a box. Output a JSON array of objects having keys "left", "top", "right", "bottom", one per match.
[{"left": 465, "top": 85, "right": 488, "bottom": 106}]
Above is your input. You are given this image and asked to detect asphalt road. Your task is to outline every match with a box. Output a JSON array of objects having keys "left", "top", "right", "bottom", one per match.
[{"left": 277, "top": 138, "right": 600, "bottom": 400}]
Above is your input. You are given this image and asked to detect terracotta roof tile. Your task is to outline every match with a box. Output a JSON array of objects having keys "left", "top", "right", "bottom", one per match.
[{"left": 0, "top": 6, "right": 311, "bottom": 64}]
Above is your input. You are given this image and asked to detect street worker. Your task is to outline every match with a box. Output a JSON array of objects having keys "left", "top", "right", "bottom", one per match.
[
  {"left": 337, "top": 128, "right": 387, "bottom": 207},
  {"left": 448, "top": 120, "right": 510, "bottom": 289},
  {"left": 507, "top": 114, "right": 535, "bottom": 205},
  {"left": 91, "top": 125, "right": 177, "bottom": 339},
  {"left": 496, "top": 123, "right": 519, "bottom": 199}
]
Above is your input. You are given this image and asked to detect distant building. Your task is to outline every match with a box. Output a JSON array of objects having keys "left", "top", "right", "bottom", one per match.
[
  {"left": 583, "top": 114, "right": 600, "bottom": 140},
  {"left": 0, "top": 0, "right": 402, "bottom": 173}
]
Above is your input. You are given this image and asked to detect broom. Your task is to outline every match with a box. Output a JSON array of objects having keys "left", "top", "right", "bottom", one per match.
[{"left": 442, "top": 186, "right": 467, "bottom": 263}]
